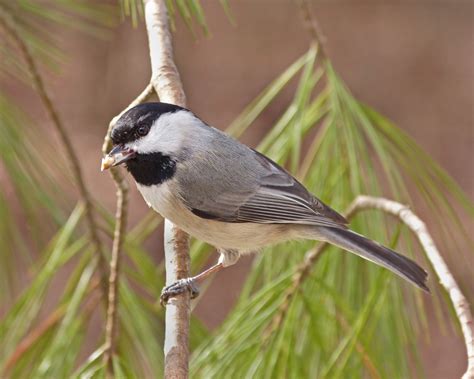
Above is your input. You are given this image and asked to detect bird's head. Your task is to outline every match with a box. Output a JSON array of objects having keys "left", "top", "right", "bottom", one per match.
[
  {"left": 101, "top": 102, "right": 189, "bottom": 170},
  {"left": 101, "top": 102, "right": 203, "bottom": 185}
]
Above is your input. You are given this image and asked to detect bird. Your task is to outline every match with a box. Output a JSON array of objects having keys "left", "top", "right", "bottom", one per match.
[{"left": 101, "top": 102, "right": 429, "bottom": 304}]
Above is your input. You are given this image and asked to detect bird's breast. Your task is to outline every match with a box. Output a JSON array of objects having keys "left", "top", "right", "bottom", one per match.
[{"left": 136, "top": 182, "right": 179, "bottom": 217}]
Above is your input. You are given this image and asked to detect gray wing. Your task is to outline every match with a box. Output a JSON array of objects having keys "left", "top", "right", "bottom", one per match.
[{"left": 176, "top": 131, "right": 347, "bottom": 227}]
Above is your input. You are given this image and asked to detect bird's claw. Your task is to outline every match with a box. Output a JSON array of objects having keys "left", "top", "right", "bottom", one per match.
[{"left": 160, "top": 278, "right": 200, "bottom": 306}]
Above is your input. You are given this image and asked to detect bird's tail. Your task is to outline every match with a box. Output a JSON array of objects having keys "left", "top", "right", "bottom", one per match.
[{"left": 317, "top": 227, "right": 429, "bottom": 292}]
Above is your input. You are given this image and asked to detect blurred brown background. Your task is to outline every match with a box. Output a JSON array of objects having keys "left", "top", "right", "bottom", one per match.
[{"left": 5, "top": 1, "right": 473, "bottom": 378}]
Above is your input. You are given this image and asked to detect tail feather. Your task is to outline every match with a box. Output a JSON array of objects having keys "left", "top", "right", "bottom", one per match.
[{"left": 320, "top": 227, "right": 429, "bottom": 292}]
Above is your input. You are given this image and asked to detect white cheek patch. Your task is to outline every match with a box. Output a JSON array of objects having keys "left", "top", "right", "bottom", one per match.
[{"left": 127, "top": 110, "right": 201, "bottom": 156}]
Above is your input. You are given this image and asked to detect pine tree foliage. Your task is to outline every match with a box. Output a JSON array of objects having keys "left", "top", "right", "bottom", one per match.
[{"left": 0, "top": 1, "right": 472, "bottom": 378}]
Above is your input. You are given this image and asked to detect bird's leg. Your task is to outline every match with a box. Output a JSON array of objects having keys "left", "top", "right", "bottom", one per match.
[
  {"left": 160, "top": 249, "right": 240, "bottom": 306},
  {"left": 159, "top": 263, "right": 223, "bottom": 306}
]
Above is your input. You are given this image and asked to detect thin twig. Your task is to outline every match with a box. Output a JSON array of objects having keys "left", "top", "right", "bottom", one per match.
[
  {"left": 101, "top": 77, "right": 154, "bottom": 379},
  {"left": 100, "top": 34, "right": 164, "bottom": 379},
  {"left": 348, "top": 196, "right": 474, "bottom": 379},
  {"left": 103, "top": 170, "right": 128, "bottom": 378},
  {"left": 143, "top": 0, "right": 190, "bottom": 378},
  {"left": 0, "top": 6, "right": 108, "bottom": 296},
  {"left": 100, "top": 40, "right": 156, "bottom": 379},
  {"left": 296, "top": 0, "right": 328, "bottom": 60},
  {"left": 99, "top": 26, "right": 157, "bottom": 379}
]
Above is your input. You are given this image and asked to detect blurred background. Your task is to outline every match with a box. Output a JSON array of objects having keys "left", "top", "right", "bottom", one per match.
[{"left": 1, "top": 1, "right": 472, "bottom": 378}]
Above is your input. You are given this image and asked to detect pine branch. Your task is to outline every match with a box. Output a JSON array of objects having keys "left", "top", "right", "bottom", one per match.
[
  {"left": 144, "top": 0, "right": 186, "bottom": 106},
  {"left": 102, "top": 171, "right": 128, "bottom": 379},
  {"left": 291, "top": 4, "right": 473, "bottom": 374},
  {"left": 0, "top": 5, "right": 108, "bottom": 298},
  {"left": 102, "top": 81, "right": 154, "bottom": 379},
  {"left": 296, "top": 0, "right": 328, "bottom": 60},
  {"left": 143, "top": 1, "right": 190, "bottom": 378},
  {"left": 269, "top": 195, "right": 473, "bottom": 379},
  {"left": 347, "top": 196, "right": 474, "bottom": 379}
]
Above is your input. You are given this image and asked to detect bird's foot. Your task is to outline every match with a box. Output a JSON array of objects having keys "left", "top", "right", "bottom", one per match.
[{"left": 160, "top": 278, "right": 200, "bottom": 306}]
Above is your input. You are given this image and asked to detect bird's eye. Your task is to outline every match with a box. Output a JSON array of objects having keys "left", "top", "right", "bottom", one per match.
[{"left": 137, "top": 125, "right": 149, "bottom": 137}]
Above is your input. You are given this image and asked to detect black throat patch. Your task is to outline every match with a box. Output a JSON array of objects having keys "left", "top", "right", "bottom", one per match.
[{"left": 125, "top": 152, "right": 176, "bottom": 186}]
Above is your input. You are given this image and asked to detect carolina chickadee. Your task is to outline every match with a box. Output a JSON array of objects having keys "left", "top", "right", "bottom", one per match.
[{"left": 102, "top": 102, "right": 429, "bottom": 303}]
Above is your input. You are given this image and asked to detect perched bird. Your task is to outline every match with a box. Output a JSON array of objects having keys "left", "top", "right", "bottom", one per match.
[{"left": 102, "top": 102, "right": 429, "bottom": 303}]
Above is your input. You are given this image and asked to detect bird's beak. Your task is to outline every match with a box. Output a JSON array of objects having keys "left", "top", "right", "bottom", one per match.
[{"left": 101, "top": 145, "right": 136, "bottom": 171}]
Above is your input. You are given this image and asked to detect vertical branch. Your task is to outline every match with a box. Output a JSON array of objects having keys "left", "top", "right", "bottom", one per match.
[
  {"left": 163, "top": 222, "right": 191, "bottom": 378},
  {"left": 102, "top": 80, "right": 154, "bottom": 377},
  {"left": 144, "top": 0, "right": 186, "bottom": 106},
  {"left": 102, "top": 0, "right": 185, "bottom": 374},
  {"left": 143, "top": 0, "right": 191, "bottom": 377},
  {"left": 102, "top": 168, "right": 128, "bottom": 378},
  {"left": 0, "top": 7, "right": 108, "bottom": 294},
  {"left": 296, "top": 0, "right": 328, "bottom": 60}
]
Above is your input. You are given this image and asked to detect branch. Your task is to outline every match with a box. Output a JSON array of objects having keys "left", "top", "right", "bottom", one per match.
[
  {"left": 296, "top": 0, "right": 328, "bottom": 60},
  {"left": 348, "top": 196, "right": 474, "bottom": 379},
  {"left": 144, "top": 0, "right": 186, "bottom": 106},
  {"left": 143, "top": 1, "right": 190, "bottom": 378},
  {"left": 102, "top": 79, "right": 154, "bottom": 379},
  {"left": 0, "top": 6, "right": 108, "bottom": 296},
  {"left": 269, "top": 195, "right": 473, "bottom": 379},
  {"left": 102, "top": 169, "right": 128, "bottom": 378},
  {"left": 293, "top": 3, "right": 473, "bottom": 374},
  {"left": 163, "top": 222, "right": 191, "bottom": 378}
]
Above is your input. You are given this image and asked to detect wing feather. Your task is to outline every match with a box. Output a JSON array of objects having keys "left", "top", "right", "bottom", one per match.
[
  {"left": 178, "top": 132, "right": 347, "bottom": 227},
  {"left": 235, "top": 188, "right": 346, "bottom": 227}
]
